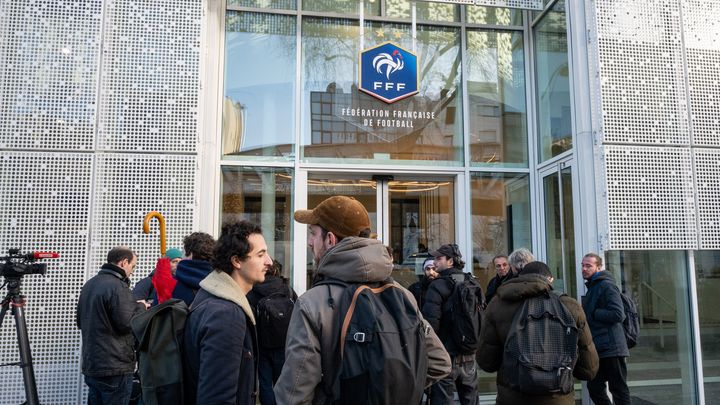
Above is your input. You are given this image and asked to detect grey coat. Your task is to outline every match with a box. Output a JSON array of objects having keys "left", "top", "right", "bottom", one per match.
[{"left": 273, "top": 237, "right": 451, "bottom": 405}]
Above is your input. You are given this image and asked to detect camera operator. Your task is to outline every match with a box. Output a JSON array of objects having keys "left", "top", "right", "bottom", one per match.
[{"left": 76, "top": 246, "right": 147, "bottom": 405}]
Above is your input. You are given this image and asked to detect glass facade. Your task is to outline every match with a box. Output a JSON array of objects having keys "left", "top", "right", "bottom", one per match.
[
  {"left": 217, "top": 1, "right": 710, "bottom": 403},
  {"left": 534, "top": 0, "right": 571, "bottom": 162},
  {"left": 694, "top": 251, "right": 720, "bottom": 400},
  {"left": 605, "top": 251, "right": 699, "bottom": 404}
]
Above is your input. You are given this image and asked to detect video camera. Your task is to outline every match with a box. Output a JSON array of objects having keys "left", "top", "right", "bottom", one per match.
[{"left": 0, "top": 249, "right": 58, "bottom": 278}]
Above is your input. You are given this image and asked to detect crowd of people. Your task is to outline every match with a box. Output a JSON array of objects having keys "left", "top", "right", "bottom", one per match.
[{"left": 76, "top": 195, "right": 632, "bottom": 405}]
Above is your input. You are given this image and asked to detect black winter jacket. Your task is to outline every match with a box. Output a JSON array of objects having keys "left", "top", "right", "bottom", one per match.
[
  {"left": 184, "top": 271, "right": 258, "bottom": 405},
  {"left": 582, "top": 271, "right": 629, "bottom": 358},
  {"left": 421, "top": 267, "right": 466, "bottom": 356},
  {"left": 76, "top": 263, "right": 146, "bottom": 377}
]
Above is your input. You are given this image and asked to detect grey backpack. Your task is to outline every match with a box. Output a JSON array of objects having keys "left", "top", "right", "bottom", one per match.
[{"left": 500, "top": 291, "right": 579, "bottom": 395}]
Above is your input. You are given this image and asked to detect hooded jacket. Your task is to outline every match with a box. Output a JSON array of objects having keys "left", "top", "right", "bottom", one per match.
[
  {"left": 582, "top": 271, "right": 629, "bottom": 358},
  {"left": 421, "top": 266, "right": 468, "bottom": 356},
  {"left": 183, "top": 270, "right": 258, "bottom": 405},
  {"left": 477, "top": 274, "right": 598, "bottom": 405},
  {"left": 76, "top": 263, "right": 146, "bottom": 377},
  {"left": 172, "top": 259, "right": 213, "bottom": 306},
  {"left": 273, "top": 237, "right": 451, "bottom": 405}
]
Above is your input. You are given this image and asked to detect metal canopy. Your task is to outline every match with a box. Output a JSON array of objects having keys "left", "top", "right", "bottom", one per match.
[{"left": 415, "top": 0, "right": 544, "bottom": 10}]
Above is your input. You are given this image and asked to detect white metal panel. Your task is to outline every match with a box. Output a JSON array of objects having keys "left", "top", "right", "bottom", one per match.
[
  {"left": 417, "top": 0, "right": 543, "bottom": 10},
  {"left": 592, "top": 0, "right": 689, "bottom": 146},
  {"left": 0, "top": 152, "right": 93, "bottom": 405},
  {"left": 0, "top": 0, "right": 102, "bottom": 151},
  {"left": 90, "top": 153, "right": 197, "bottom": 279},
  {"left": 97, "top": 0, "right": 201, "bottom": 153},
  {"left": 694, "top": 149, "right": 720, "bottom": 249},
  {"left": 599, "top": 145, "right": 696, "bottom": 250}
]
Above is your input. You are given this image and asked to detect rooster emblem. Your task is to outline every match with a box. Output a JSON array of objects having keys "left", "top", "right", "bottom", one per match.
[{"left": 372, "top": 49, "right": 404, "bottom": 79}]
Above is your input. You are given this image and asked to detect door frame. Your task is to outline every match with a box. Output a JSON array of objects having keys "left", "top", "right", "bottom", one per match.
[{"left": 292, "top": 168, "right": 465, "bottom": 294}]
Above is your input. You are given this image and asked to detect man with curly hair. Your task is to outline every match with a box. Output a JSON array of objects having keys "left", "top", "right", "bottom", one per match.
[
  {"left": 183, "top": 221, "right": 273, "bottom": 404},
  {"left": 172, "top": 232, "right": 216, "bottom": 306}
]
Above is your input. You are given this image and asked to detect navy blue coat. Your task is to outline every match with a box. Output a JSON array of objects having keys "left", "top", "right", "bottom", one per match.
[
  {"left": 582, "top": 271, "right": 629, "bottom": 358},
  {"left": 183, "top": 288, "right": 258, "bottom": 405}
]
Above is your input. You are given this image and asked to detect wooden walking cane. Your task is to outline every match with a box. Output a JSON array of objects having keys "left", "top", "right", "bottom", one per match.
[{"left": 142, "top": 211, "right": 167, "bottom": 256}]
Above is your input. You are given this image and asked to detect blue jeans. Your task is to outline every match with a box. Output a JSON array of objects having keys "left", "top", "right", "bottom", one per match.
[
  {"left": 85, "top": 374, "right": 133, "bottom": 405},
  {"left": 258, "top": 348, "right": 286, "bottom": 405}
]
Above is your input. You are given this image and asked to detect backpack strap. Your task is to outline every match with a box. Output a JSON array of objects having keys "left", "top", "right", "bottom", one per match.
[{"left": 338, "top": 283, "right": 398, "bottom": 359}]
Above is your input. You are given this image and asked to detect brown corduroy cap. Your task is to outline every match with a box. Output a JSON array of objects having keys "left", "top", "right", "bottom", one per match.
[{"left": 293, "top": 196, "right": 371, "bottom": 239}]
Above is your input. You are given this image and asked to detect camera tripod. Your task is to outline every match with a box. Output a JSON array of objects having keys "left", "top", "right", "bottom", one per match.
[{"left": 0, "top": 277, "right": 40, "bottom": 405}]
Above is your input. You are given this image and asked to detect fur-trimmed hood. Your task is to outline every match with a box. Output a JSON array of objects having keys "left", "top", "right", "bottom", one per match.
[{"left": 199, "top": 270, "right": 256, "bottom": 325}]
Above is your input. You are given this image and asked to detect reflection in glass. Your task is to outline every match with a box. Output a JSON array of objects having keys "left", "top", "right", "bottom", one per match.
[
  {"left": 694, "top": 251, "right": 720, "bottom": 399},
  {"left": 467, "top": 6, "right": 522, "bottom": 25},
  {"left": 305, "top": 175, "right": 378, "bottom": 286},
  {"left": 604, "top": 251, "right": 698, "bottom": 404},
  {"left": 467, "top": 30, "right": 527, "bottom": 167},
  {"left": 390, "top": 179, "right": 454, "bottom": 288},
  {"left": 303, "top": 0, "right": 379, "bottom": 16},
  {"left": 470, "top": 172, "right": 530, "bottom": 395},
  {"left": 542, "top": 169, "right": 575, "bottom": 295},
  {"left": 534, "top": 0, "right": 571, "bottom": 161},
  {"left": 470, "top": 173, "right": 531, "bottom": 286},
  {"left": 222, "top": 12, "right": 296, "bottom": 161},
  {"left": 220, "top": 167, "right": 293, "bottom": 278},
  {"left": 385, "top": 0, "right": 459, "bottom": 22},
  {"left": 227, "top": 0, "right": 296, "bottom": 9},
  {"left": 301, "top": 18, "right": 463, "bottom": 165}
]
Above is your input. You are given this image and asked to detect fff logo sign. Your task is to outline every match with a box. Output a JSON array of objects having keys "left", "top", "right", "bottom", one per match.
[{"left": 359, "top": 42, "right": 419, "bottom": 103}]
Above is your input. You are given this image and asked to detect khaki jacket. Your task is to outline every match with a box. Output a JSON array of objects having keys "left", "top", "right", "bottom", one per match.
[
  {"left": 477, "top": 274, "right": 599, "bottom": 405},
  {"left": 274, "top": 237, "right": 451, "bottom": 404}
]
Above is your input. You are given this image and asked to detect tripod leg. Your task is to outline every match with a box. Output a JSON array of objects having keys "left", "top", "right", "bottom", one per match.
[{"left": 12, "top": 304, "right": 40, "bottom": 405}]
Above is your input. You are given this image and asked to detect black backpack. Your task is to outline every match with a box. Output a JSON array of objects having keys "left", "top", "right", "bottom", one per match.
[
  {"left": 130, "top": 298, "right": 188, "bottom": 405},
  {"left": 444, "top": 273, "right": 485, "bottom": 354},
  {"left": 256, "top": 283, "right": 295, "bottom": 350},
  {"left": 620, "top": 292, "right": 640, "bottom": 349},
  {"left": 501, "top": 291, "right": 579, "bottom": 395},
  {"left": 316, "top": 278, "right": 428, "bottom": 405}
]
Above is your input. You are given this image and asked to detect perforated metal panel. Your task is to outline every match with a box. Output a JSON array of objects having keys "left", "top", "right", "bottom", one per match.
[
  {"left": 97, "top": 0, "right": 201, "bottom": 153},
  {"left": 599, "top": 146, "right": 696, "bottom": 250},
  {"left": 0, "top": 152, "right": 93, "bottom": 405},
  {"left": 90, "top": 154, "right": 197, "bottom": 278},
  {"left": 417, "top": 0, "right": 543, "bottom": 10},
  {"left": 0, "top": 0, "right": 102, "bottom": 151},
  {"left": 682, "top": 0, "right": 720, "bottom": 147},
  {"left": 694, "top": 149, "right": 720, "bottom": 249},
  {"left": 592, "top": 0, "right": 689, "bottom": 146}
]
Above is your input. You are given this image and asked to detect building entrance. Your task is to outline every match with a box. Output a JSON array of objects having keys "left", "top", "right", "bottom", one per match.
[{"left": 304, "top": 172, "right": 455, "bottom": 288}]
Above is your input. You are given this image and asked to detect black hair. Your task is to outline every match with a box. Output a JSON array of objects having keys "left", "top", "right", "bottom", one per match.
[
  {"left": 212, "top": 221, "right": 263, "bottom": 275},
  {"left": 107, "top": 246, "right": 136, "bottom": 265},
  {"left": 520, "top": 261, "right": 552, "bottom": 278},
  {"left": 183, "top": 232, "right": 216, "bottom": 261}
]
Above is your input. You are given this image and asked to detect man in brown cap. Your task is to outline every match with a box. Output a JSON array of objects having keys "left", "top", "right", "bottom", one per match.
[{"left": 274, "top": 196, "right": 451, "bottom": 404}]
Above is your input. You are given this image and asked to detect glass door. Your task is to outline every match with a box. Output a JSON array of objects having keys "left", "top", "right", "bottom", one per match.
[
  {"left": 305, "top": 173, "right": 455, "bottom": 288},
  {"left": 539, "top": 162, "right": 576, "bottom": 297}
]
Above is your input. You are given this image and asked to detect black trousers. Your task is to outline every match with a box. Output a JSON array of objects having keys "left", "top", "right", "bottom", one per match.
[
  {"left": 429, "top": 354, "right": 478, "bottom": 405},
  {"left": 587, "top": 356, "right": 631, "bottom": 405}
]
